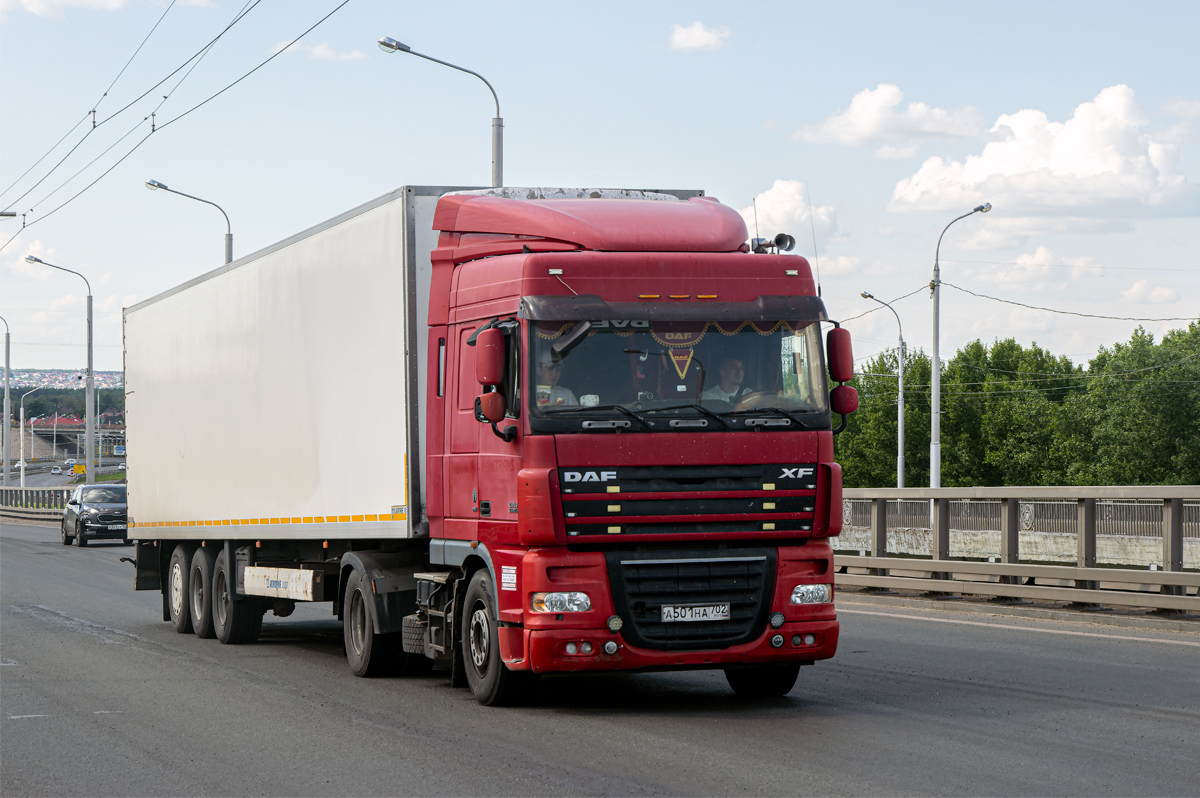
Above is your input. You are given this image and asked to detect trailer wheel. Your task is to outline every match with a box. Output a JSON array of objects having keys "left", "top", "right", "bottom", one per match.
[
  {"left": 61, "top": 521, "right": 73, "bottom": 546},
  {"left": 213, "top": 549, "right": 262, "bottom": 644},
  {"left": 189, "top": 546, "right": 217, "bottom": 639},
  {"left": 167, "top": 545, "right": 193, "bottom": 634},
  {"left": 343, "top": 570, "right": 406, "bottom": 677},
  {"left": 724, "top": 664, "right": 801, "bottom": 698},
  {"left": 462, "top": 570, "right": 531, "bottom": 706}
]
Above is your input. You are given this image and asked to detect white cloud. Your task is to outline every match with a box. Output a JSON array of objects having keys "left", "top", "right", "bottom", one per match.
[
  {"left": 739, "top": 179, "right": 836, "bottom": 248},
  {"left": 889, "top": 85, "right": 1200, "bottom": 216},
  {"left": 1, "top": 0, "right": 123, "bottom": 16},
  {"left": 821, "top": 255, "right": 861, "bottom": 276},
  {"left": 273, "top": 40, "right": 366, "bottom": 61},
  {"left": 1122, "top": 279, "right": 1179, "bottom": 304},
  {"left": 669, "top": 21, "right": 729, "bottom": 51},
  {"left": 795, "top": 84, "right": 984, "bottom": 158}
]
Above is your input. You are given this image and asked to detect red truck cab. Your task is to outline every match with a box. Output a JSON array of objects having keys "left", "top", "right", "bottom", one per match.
[{"left": 419, "top": 191, "right": 853, "bottom": 704}]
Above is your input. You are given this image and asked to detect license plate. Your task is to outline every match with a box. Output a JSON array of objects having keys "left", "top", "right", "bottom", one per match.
[
  {"left": 660, "top": 603, "right": 730, "bottom": 622},
  {"left": 108, "top": 524, "right": 127, "bottom": 530}
]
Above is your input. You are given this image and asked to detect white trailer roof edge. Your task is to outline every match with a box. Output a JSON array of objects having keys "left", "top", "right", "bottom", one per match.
[{"left": 124, "top": 185, "right": 479, "bottom": 317}]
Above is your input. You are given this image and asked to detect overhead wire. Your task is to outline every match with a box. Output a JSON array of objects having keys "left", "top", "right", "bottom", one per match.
[
  {"left": 2, "top": 0, "right": 262, "bottom": 214},
  {"left": 1, "top": 0, "right": 182, "bottom": 209},
  {"left": 941, "top": 282, "right": 1196, "bottom": 322},
  {"left": 0, "top": 0, "right": 352, "bottom": 255}
]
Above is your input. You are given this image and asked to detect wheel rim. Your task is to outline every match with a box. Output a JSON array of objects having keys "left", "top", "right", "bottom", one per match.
[
  {"left": 170, "top": 562, "right": 185, "bottom": 619},
  {"left": 213, "top": 569, "right": 228, "bottom": 628},
  {"left": 469, "top": 606, "right": 490, "bottom": 671},
  {"left": 349, "top": 590, "right": 368, "bottom": 658},
  {"left": 190, "top": 567, "right": 205, "bottom": 621}
]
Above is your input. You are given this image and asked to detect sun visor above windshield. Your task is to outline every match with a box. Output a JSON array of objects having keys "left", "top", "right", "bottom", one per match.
[{"left": 520, "top": 295, "right": 829, "bottom": 322}]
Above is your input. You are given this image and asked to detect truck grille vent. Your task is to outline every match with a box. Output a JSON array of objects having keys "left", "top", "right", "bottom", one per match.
[{"left": 605, "top": 548, "right": 775, "bottom": 651}]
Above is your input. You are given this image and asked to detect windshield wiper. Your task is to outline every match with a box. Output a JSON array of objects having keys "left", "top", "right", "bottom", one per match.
[
  {"left": 639, "top": 403, "right": 730, "bottom": 430},
  {"left": 541, "top": 404, "right": 652, "bottom": 430},
  {"left": 726, "top": 406, "right": 816, "bottom": 428}
]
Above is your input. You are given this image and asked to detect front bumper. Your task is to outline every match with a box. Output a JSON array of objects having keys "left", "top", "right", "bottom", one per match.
[
  {"left": 78, "top": 521, "right": 129, "bottom": 540},
  {"left": 521, "top": 618, "right": 838, "bottom": 674}
]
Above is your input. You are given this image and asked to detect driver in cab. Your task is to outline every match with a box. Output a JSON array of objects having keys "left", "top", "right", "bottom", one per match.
[
  {"left": 536, "top": 353, "right": 578, "bottom": 408},
  {"left": 701, "top": 357, "right": 754, "bottom": 404}
]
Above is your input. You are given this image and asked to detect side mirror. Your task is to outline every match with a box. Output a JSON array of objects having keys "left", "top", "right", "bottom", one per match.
[
  {"left": 477, "top": 392, "right": 506, "bottom": 424},
  {"left": 831, "top": 384, "right": 859, "bottom": 416},
  {"left": 827, "top": 327, "right": 854, "bottom": 384},
  {"left": 67, "top": 498, "right": 79, "bottom": 506},
  {"left": 475, "top": 328, "right": 505, "bottom": 386}
]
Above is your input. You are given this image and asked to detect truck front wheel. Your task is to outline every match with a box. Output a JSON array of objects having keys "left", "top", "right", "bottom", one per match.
[
  {"left": 724, "top": 664, "right": 801, "bottom": 698},
  {"left": 462, "top": 570, "right": 531, "bottom": 706}
]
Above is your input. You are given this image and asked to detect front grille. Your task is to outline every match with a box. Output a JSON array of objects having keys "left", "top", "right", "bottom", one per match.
[
  {"left": 561, "top": 463, "right": 817, "bottom": 539},
  {"left": 605, "top": 548, "right": 775, "bottom": 651},
  {"left": 97, "top": 513, "right": 126, "bottom": 523}
]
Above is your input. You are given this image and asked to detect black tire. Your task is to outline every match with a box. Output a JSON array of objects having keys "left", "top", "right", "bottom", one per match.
[
  {"left": 462, "top": 570, "right": 532, "bottom": 706},
  {"left": 167, "top": 544, "right": 194, "bottom": 634},
  {"left": 189, "top": 546, "right": 217, "bottom": 639},
  {"left": 343, "top": 570, "right": 403, "bottom": 677},
  {"left": 61, "top": 521, "right": 73, "bottom": 546},
  {"left": 74, "top": 520, "right": 87, "bottom": 547},
  {"left": 213, "top": 549, "right": 262, "bottom": 645},
  {"left": 724, "top": 664, "right": 801, "bottom": 698}
]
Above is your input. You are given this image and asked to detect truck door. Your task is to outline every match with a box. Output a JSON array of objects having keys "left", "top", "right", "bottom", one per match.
[{"left": 445, "top": 325, "right": 480, "bottom": 533}]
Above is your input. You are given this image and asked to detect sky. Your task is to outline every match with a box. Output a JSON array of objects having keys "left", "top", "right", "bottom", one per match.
[{"left": 1, "top": 0, "right": 1197, "bottom": 373}]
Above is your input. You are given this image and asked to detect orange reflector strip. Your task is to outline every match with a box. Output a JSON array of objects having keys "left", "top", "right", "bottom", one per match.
[{"left": 639, "top": 294, "right": 659, "bottom": 299}]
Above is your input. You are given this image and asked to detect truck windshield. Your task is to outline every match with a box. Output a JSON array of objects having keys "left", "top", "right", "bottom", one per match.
[{"left": 528, "top": 319, "right": 829, "bottom": 432}]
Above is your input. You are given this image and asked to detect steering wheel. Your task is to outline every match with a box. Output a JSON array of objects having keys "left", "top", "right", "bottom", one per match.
[{"left": 730, "top": 391, "right": 777, "bottom": 412}]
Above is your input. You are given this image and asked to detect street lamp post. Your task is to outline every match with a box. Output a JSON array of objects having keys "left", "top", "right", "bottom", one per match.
[
  {"left": 1, "top": 315, "right": 10, "bottom": 487},
  {"left": 18, "top": 386, "right": 44, "bottom": 489},
  {"left": 930, "top": 203, "right": 991, "bottom": 492},
  {"left": 24, "top": 255, "right": 94, "bottom": 484},
  {"left": 378, "top": 36, "right": 503, "bottom": 187},
  {"left": 861, "top": 292, "right": 906, "bottom": 488},
  {"left": 145, "top": 179, "right": 233, "bottom": 264}
]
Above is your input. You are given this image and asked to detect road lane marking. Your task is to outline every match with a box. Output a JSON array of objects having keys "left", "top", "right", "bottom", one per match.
[
  {"left": 94, "top": 710, "right": 123, "bottom": 714},
  {"left": 838, "top": 607, "right": 1200, "bottom": 647},
  {"left": 7, "top": 715, "right": 49, "bottom": 719}
]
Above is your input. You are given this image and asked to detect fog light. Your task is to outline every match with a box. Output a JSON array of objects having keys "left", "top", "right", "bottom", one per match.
[
  {"left": 791, "top": 634, "right": 803, "bottom": 647},
  {"left": 565, "top": 642, "right": 578, "bottom": 655},
  {"left": 607, "top": 615, "right": 623, "bottom": 632},
  {"left": 532, "top": 592, "right": 592, "bottom": 612},
  {"left": 804, "top": 634, "right": 816, "bottom": 646},
  {"left": 580, "top": 641, "right": 593, "bottom": 655},
  {"left": 791, "top": 584, "right": 832, "bottom": 604},
  {"left": 603, "top": 640, "right": 618, "bottom": 655},
  {"left": 769, "top": 611, "right": 785, "bottom": 628},
  {"left": 770, "top": 634, "right": 784, "bottom": 648}
]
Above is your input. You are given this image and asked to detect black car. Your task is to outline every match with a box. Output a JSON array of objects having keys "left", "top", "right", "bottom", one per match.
[{"left": 62, "top": 484, "right": 129, "bottom": 546}]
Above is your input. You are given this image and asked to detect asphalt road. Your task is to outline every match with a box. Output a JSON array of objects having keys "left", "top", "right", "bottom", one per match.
[{"left": 2, "top": 519, "right": 1198, "bottom": 797}]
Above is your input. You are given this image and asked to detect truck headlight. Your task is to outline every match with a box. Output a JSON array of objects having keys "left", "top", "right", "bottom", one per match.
[
  {"left": 531, "top": 592, "right": 591, "bottom": 613},
  {"left": 791, "top": 584, "right": 832, "bottom": 604}
]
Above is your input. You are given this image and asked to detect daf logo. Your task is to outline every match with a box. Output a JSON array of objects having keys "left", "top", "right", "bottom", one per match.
[
  {"left": 779, "top": 467, "right": 815, "bottom": 479},
  {"left": 563, "top": 470, "right": 618, "bottom": 483}
]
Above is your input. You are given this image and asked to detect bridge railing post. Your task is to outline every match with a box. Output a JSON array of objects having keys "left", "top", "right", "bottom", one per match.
[
  {"left": 1163, "top": 498, "right": 1184, "bottom": 597},
  {"left": 870, "top": 498, "right": 888, "bottom": 577},
  {"left": 1076, "top": 498, "right": 1097, "bottom": 591},
  {"left": 999, "top": 497, "right": 1019, "bottom": 584}
]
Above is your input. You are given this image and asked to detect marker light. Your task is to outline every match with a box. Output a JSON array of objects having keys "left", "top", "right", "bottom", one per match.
[
  {"left": 531, "top": 592, "right": 591, "bottom": 612},
  {"left": 607, "top": 615, "right": 623, "bottom": 632},
  {"left": 770, "top": 634, "right": 784, "bottom": 648},
  {"left": 603, "top": 640, "right": 618, "bottom": 654},
  {"left": 565, "top": 642, "right": 578, "bottom": 655},
  {"left": 791, "top": 584, "right": 832, "bottom": 604},
  {"left": 580, "top": 642, "right": 593, "bottom": 655},
  {"left": 769, "top": 611, "right": 786, "bottom": 628}
]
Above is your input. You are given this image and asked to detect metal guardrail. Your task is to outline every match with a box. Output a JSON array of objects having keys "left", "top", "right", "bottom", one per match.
[
  {"left": 839, "top": 486, "right": 1200, "bottom": 611},
  {"left": 0, "top": 487, "right": 73, "bottom": 524}
]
